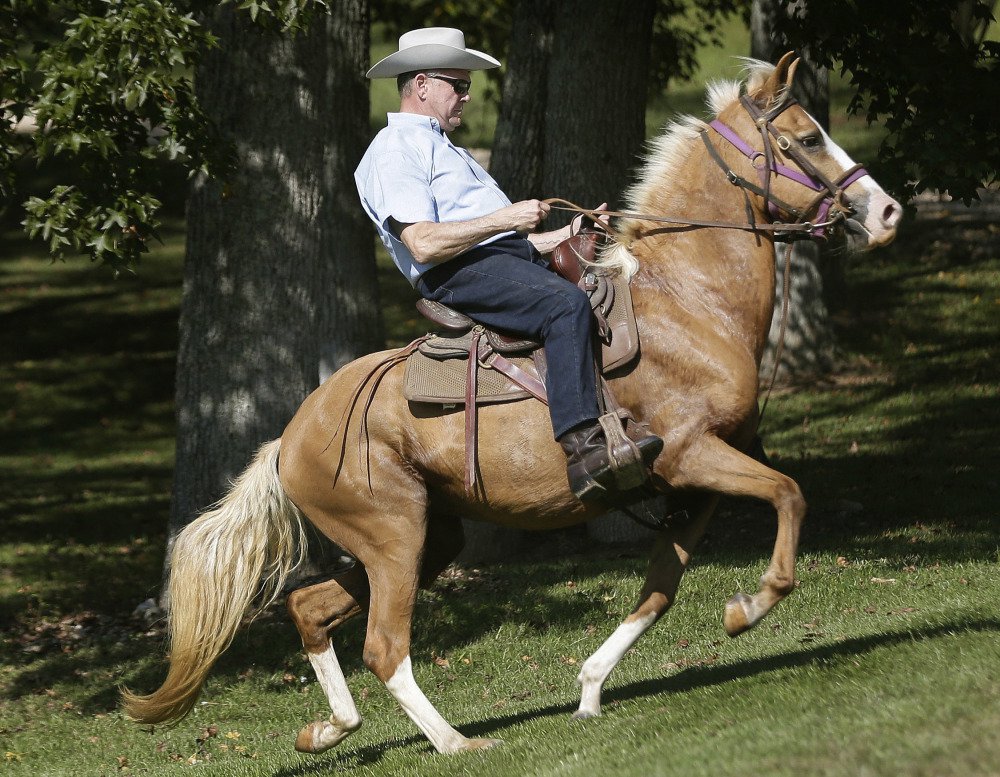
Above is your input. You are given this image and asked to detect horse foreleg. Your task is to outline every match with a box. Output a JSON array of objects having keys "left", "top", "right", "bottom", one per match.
[
  {"left": 575, "top": 497, "right": 717, "bottom": 719},
  {"left": 670, "top": 435, "right": 806, "bottom": 636},
  {"left": 287, "top": 562, "right": 370, "bottom": 753},
  {"left": 363, "top": 531, "right": 501, "bottom": 754}
]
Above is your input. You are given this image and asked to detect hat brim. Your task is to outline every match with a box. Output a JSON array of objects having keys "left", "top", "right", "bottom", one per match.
[{"left": 367, "top": 44, "right": 500, "bottom": 78}]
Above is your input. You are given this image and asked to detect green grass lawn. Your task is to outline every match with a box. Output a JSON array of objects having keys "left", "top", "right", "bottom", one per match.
[
  {"left": 3, "top": 187, "right": 998, "bottom": 775},
  {"left": 3, "top": 22, "right": 1000, "bottom": 777}
]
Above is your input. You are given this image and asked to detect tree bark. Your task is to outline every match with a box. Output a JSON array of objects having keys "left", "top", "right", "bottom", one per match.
[
  {"left": 490, "top": 0, "right": 554, "bottom": 203},
  {"left": 542, "top": 0, "right": 655, "bottom": 226},
  {"left": 167, "top": 3, "right": 379, "bottom": 585},
  {"left": 752, "top": 0, "right": 837, "bottom": 384}
]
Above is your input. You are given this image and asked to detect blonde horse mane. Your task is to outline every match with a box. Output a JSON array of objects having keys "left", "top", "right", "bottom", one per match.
[{"left": 596, "top": 58, "right": 780, "bottom": 279}]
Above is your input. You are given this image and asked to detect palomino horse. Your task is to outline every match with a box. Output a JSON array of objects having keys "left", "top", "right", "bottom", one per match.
[{"left": 123, "top": 55, "right": 901, "bottom": 753}]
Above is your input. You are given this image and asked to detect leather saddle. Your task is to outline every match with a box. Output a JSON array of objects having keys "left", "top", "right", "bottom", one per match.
[
  {"left": 401, "top": 227, "right": 645, "bottom": 498},
  {"left": 403, "top": 227, "right": 639, "bottom": 408}
]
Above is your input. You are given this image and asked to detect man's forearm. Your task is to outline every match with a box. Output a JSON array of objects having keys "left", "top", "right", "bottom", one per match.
[
  {"left": 395, "top": 199, "right": 552, "bottom": 265},
  {"left": 526, "top": 224, "right": 573, "bottom": 255},
  {"left": 395, "top": 214, "right": 513, "bottom": 266}
]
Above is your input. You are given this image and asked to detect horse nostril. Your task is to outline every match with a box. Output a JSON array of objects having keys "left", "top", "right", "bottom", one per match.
[{"left": 882, "top": 202, "right": 901, "bottom": 228}]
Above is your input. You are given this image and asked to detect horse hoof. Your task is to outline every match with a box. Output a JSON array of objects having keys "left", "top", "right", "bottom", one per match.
[
  {"left": 463, "top": 737, "right": 503, "bottom": 751},
  {"left": 572, "top": 709, "right": 600, "bottom": 721},
  {"left": 294, "top": 719, "right": 360, "bottom": 754},
  {"left": 724, "top": 593, "right": 753, "bottom": 637}
]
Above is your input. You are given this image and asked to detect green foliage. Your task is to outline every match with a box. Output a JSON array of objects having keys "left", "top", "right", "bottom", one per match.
[
  {"left": 1, "top": 0, "right": 326, "bottom": 272},
  {"left": 224, "top": 0, "right": 327, "bottom": 31},
  {"left": 773, "top": 0, "right": 999, "bottom": 203},
  {"left": 648, "top": 0, "right": 750, "bottom": 93}
]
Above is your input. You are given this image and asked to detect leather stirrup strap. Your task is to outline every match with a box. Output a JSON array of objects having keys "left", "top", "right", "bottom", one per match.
[
  {"left": 597, "top": 411, "right": 646, "bottom": 490},
  {"left": 465, "top": 329, "right": 482, "bottom": 498}
]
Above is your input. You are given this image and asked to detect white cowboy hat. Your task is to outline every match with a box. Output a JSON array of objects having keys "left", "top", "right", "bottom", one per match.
[{"left": 367, "top": 27, "right": 500, "bottom": 79}]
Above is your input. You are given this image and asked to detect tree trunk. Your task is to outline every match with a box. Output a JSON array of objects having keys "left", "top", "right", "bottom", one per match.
[
  {"left": 166, "top": 3, "right": 378, "bottom": 592},
  {"left": 542, "top": 0, "right": 655, "bottom": 226},
  {"left": 752, "top": 0, "right": 837, "bottom": 384},
  {"left": 490, "top": 0, "right": 554, "bottom": 203}
]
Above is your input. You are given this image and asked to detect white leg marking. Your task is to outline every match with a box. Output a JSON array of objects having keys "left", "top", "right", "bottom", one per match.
[
  {"left": 385, "top": 656, "right": 470, "bottom": 754},
  {"left": 302, "top": 645, "right": 361, "bottom": 751},
  {"left": 310, "top": 645, "right": 361, "bottom": 727},
  {"left": 576, "top": 612, "right": 658, "bottom": 718}
]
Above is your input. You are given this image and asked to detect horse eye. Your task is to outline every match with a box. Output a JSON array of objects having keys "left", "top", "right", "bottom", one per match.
[{"left": 801, "top": 135, "right": 823, "bottom": 149}]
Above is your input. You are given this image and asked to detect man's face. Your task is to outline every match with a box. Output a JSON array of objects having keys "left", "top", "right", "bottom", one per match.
[{"left": 418, "top": 69, "right": 472, "bottom": 132}]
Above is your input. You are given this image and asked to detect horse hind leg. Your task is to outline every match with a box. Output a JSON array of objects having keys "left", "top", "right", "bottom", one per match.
[
  {"left": 669, "top": 435, "right": 806, "bottom": 637},
  {"left": 287, "top": 563, "right": 370, "bottom": 754},
  {"left": 362, "top": 521, "right": 500, "bottom": 754},
  {"left": 287, "top": 513, "right": 470, "bottom": 754},
  {"left": 575, "top": 495, "right": 717, "bottom": 719}
]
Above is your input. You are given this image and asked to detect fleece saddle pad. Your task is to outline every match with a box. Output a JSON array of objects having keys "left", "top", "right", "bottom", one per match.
[{"left": 404, "top": 349, "right": 540, "bottom": 405}]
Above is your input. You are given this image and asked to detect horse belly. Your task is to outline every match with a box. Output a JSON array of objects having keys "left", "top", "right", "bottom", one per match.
[{"left": 410, "top": 401, "right": 593, "bottom": 529}]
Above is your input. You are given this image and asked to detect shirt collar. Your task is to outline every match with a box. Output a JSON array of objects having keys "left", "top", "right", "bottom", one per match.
[{"left": 387, "top": 112, "right": 445, "bottom": 135}]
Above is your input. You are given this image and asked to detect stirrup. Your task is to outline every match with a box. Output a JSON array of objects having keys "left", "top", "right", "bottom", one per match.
[{"left": 597, "top": 411, "right": 648, "bottom": 491}]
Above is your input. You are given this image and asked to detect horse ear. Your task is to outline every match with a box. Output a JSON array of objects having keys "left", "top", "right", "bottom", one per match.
[
  {"left": 784, "top": 54, "right": 800, "bottom": 91},
  {"left": 753, "top": 51, "right": 799, "bottom": 106}
]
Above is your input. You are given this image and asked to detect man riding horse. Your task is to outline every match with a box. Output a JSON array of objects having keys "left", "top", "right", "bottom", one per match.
[
  {"left": 354, "top": 27, "right": 663, "bottom": 501},
  {"left": 123, "top": 39, "right": 903, "bottom": 754}
]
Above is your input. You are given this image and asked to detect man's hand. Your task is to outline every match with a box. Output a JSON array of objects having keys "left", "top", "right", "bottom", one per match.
[{"left": 501, "top": 199, "right": 551, "bottom": 234}]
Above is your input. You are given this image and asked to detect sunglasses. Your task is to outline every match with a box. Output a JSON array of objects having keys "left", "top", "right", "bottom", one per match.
[{"left": 425, "top": 73, "right": 471, "bottom": 96}]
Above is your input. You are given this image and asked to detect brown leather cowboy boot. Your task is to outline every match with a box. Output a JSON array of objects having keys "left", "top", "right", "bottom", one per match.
[{"left": 559, "top": 422, "right": 663, "bottom": 501}]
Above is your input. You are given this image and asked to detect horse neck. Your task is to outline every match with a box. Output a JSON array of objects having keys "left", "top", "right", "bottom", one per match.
[{"left": 629, "top": 138, "right": 779, "bottom": 360}]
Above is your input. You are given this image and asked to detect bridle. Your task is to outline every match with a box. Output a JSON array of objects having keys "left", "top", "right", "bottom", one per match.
[
  {"left": 704, "top": 94, "right": 869, "bottom": 240},
  {"left": 545, "top": 92, "right": 873, "bottom": 434},
  {"left": 546, "top": 94, "right": 869, "bottom": 241}
]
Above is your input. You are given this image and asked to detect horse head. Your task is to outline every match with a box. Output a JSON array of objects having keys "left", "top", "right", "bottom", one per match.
[{"left": 716, "top": 51, "right": 902, "bottom": 251}]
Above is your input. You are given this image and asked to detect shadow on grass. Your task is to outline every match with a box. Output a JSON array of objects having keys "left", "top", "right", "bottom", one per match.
[{"left": 272, "top": 617, "right": 1000, "bottom": 773}]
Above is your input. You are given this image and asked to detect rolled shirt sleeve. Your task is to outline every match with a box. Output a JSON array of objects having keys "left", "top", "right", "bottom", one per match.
[{"left": 355, "top": 113, "right": 513, "bottom": 286}]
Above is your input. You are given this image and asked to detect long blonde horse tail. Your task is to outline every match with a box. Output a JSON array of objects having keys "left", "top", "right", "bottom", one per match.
[{"left": 120, "top": 439, "right": 308, "bottom": 725}]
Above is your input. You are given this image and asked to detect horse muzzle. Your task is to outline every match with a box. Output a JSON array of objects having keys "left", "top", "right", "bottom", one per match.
[{"left": 844, "top": 187, "right": 903, "bottom": 250}]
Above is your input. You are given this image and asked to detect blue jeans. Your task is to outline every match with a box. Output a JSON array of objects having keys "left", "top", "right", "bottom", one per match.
[{"left": 415, "top": 237, "right": 600, "bottom": 439}]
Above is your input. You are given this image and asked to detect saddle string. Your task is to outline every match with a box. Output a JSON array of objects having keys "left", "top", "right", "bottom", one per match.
[
  {"left": 324, "top": 336, "right": 429, "bottom": 494},
  {"left": 465, "top": 329, "right": 482, "bottom": 499}
]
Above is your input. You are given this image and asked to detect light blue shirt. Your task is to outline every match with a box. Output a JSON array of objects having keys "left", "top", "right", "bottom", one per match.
[{"left": 354, "top": 112, "right": 514, "bottom": 286}]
